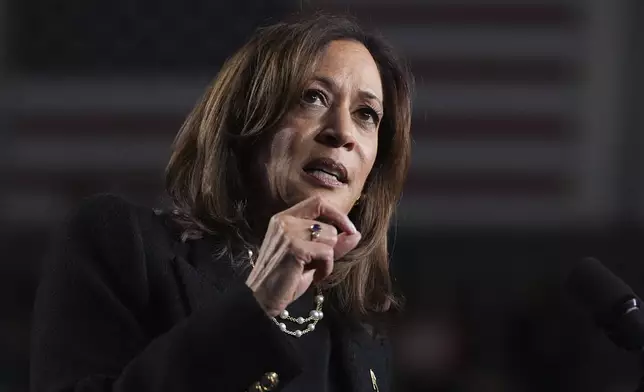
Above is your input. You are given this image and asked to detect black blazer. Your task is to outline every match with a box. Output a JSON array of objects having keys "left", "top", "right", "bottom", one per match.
[{"left": 30, "top": 195, "right": 392, "bottom": 392}]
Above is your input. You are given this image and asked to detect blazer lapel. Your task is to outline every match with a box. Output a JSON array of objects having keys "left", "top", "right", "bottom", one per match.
[
  {"left": 171, "top": 237, "right": 244, "bottom": 313},
  {"left": 329, "top": 310, "right": 390, "bottom": 392}
]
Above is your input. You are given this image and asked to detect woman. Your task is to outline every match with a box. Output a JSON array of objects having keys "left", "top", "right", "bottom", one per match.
[{"left": 30, "top": 13, "right": 412, "bottom": 392}]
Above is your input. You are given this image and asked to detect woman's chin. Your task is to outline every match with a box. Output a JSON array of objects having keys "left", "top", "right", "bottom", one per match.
[{"left": 290, "top": 188, "right": 351, "bottom": 213}]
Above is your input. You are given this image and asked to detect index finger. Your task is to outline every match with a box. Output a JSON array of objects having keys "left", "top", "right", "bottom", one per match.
[{"left": 284, "top": 196, "right": 357, "bottom": 235}]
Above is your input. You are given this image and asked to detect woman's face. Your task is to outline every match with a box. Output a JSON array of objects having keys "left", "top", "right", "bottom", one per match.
[{"left": 259, "top": 39, "right": 383, "bottom": 215}]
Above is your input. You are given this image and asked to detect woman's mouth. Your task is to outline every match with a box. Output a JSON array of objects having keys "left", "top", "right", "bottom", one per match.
[
  {"left": 302, "top": 157, "right": 349, "bottom": 189},
  {"left": 303, "top": 169, "right": 347, "bottom": 188}
]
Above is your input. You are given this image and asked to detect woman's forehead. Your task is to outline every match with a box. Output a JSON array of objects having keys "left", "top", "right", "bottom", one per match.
[{"left": 308, "top": 40, "right": 383, "bottom": 102}]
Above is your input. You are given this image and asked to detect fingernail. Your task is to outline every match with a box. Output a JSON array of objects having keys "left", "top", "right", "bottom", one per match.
[{"left": 349, "top": 221, "right": 358, "bottom": 234}]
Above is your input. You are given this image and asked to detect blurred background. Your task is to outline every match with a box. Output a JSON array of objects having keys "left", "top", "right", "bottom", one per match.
[{"left": 2, "top": 0, "right": 644, "bottom": 391}]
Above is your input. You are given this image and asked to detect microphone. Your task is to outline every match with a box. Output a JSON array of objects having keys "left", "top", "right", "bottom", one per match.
[{"left": 566, "top": 257, "right": 644, "bottom": 351}]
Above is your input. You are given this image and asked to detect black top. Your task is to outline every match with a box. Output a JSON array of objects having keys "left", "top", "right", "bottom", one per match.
[{"left": 29, "top": 194, "right": 392, "bottom": 392}]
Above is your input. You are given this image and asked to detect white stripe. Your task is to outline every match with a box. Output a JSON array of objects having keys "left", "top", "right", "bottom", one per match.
[
  {"left": 5, "top": 137, "right": 172, "bottom": 171},
  {"left": 413, "top": 84, "right": 576, "bottom": 114},
  {"left": 319, "top": 0, "right": 580, "bottom": 7},
  {"left": 382, "top": 27, "right": 581, "bottom": 58},
  {"left": 410, "top": 141, "right": 570, "bottom": 173},
  {"left": 395, "top": 195, "right": 587, "bottom": 228},
  {"left": 4, "top": 76, "right": 212, "bottom": 114},
  {"left": 3, "top": 78, "right": 576, "bottom": 115}
]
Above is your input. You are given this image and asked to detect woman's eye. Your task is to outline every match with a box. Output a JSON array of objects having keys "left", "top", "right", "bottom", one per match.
[
  {"left": 302, "top": 89, "right": 326, "bottom": 106},
  {"left": 357, "top": 108, "right": 380, "bottom": 125}
]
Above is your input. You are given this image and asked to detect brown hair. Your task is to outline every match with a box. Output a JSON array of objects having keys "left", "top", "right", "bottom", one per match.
[{"left": 165, "top": 13, "right": 413, "bottom": 318}]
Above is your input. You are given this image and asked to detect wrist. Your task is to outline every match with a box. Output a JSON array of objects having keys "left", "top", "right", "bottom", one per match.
[{"left": 247, "top": 283, "right": 282, "bottom": 317}]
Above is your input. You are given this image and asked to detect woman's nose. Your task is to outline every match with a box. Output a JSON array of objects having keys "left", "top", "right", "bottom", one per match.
[{"left": 314, "top": 108, "right": 356, "bottom": 150}]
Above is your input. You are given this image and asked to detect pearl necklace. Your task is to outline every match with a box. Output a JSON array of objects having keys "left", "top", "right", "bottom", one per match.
[
  {"left": 273, "top": 292, "right": 324, "bottom": 338},
  {"left": 248, "top": 249, "right": 324, "bottom": 338}
]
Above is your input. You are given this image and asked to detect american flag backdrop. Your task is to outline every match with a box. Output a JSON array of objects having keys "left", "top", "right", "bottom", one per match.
[
  {"left": 1, "top": 1, "right": 642, "bottom": 391},
  {"left": 2, "top": 0, "right": 629, "bottom": 232},
  {"left": 320, "top": 0, "right": 627, "bottom": 228}
]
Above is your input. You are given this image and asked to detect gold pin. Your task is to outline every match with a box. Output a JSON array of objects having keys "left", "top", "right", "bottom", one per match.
[{"left": 370, "top": 369, "right": 379, "bottom": 392}]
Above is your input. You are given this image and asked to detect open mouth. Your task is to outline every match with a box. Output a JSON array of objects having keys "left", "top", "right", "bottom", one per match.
[{"left": 303, "top": 157, "right": 348, "bottom": 187}]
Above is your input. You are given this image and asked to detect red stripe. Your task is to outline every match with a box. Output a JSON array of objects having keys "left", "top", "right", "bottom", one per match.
[
  {"left": 411, "top": 114, "right": 570, "bottom": 141},
  {"left": 3, "top": 169, "right": 164, "bottom": 193},
  {"left": 14, "top": 114, "right": 183, "bottom": 136},
  {"left": 15, "top": 115, "right": 571, "bottom": 142},
  {"left": 323, "top": 4, "right": 577, "bottom": 27},
  {"left": 411, "top": 57, "right": 575, "bottom": 84},
  {"left": 404, "top": 171, "right": 567, "bottom": 196}
]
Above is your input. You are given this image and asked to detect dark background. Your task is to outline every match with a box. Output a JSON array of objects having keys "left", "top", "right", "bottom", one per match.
[{"left": 2, "top": 1, "right": 644, "bottom": 391}]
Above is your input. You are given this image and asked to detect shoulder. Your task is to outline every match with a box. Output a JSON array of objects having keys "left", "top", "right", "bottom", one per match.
[
  {"left": 43, "top": 194, "right": 178, "bottom": 309},
  {"left": 52, "top": 193, "right": 179, "bottom": 279},
  {"left": 62, "top": 193, "right": 175, "bottom": 245},
  {"left": 65, "top": 193, "right": 157, "bottom": 229}
]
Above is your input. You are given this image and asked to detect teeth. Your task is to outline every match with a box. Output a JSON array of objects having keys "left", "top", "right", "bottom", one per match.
[
  {"left": 309, "top": 170, "right": 341, "bottom": 182},
  {"left": 322, "top": 170, "right": 340, "bottom": 180},
  {"left": 308, "top": 168, "right": 339, "bottom": 180}
]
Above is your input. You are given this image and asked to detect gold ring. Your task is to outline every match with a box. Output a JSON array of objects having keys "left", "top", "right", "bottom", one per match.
[{"left": 310, "top": 223, "right": 322, "bottom": 241}]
